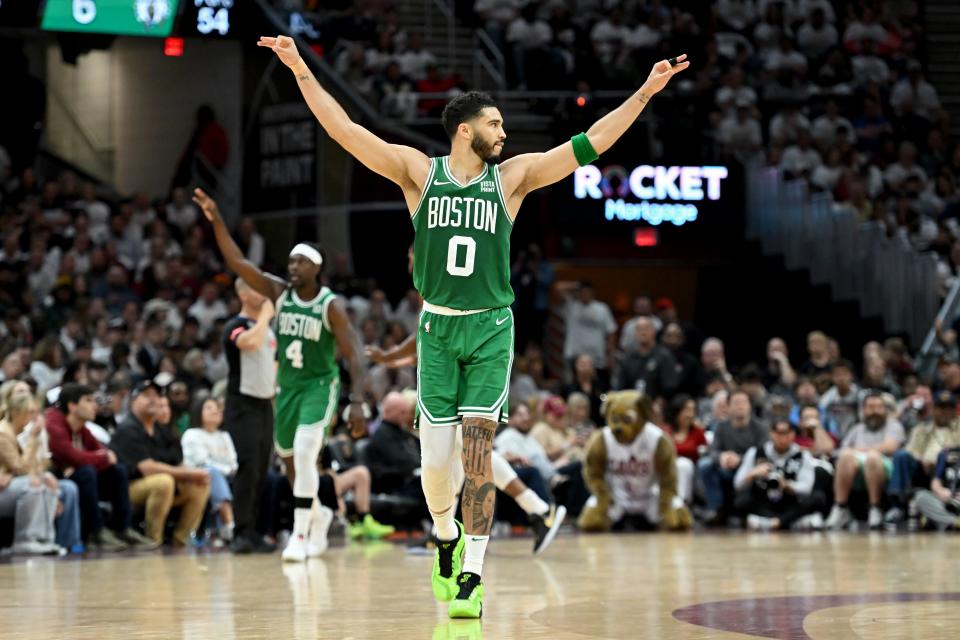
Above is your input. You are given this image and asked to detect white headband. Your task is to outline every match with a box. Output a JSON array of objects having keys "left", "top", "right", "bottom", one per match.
[{"left": 290, "top": 243, "right": 323, "bottom": 266}]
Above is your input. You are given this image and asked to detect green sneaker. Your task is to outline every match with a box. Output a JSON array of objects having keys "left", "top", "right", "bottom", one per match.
[
  {"left": 431, "top": 521, "right": 464, "bottom": 602},
  {"left": 361, "top": 514, "right": 396, "bottom": 540},
  {"left": 448, "top": 572, "right": 484, "bottom": 619},
  {"left": 348, "top": 521, "right": 366, "bottom": 540}
]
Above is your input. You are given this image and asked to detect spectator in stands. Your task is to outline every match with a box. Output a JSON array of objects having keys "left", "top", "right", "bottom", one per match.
[
  {"left": 496, "top": 403, "right": 558, "bottom": 491},
  {"left": 665, "top": 394, "right": 708, "bottom": 465},
  {"left": 715, "top": 0, "right": 756, "bottom": 32},
  {"left": 762, "top": 337, "right": 797, "bottom": 395},
  {"left": 884, "top": 141, "right": 928, "bottom": 192},
  {"left": 0, "top": 391, "right": 82, "bottom": 553},
  {"left": 109, "top": 380, "right": 211, "bottom": 546},
  {"left": 236, "top": 218, "right": 265, "bottom": 268},
  {"left": 799, "top": 330, "right": 833, "bottom": 377},
  {"left": 734, "top": 418, "right": 826, "bottom": 531},
  {"left": 29, "top": 337, "right": 64, "bottom": 395},
  {"left": 812, "top": 99, "right": 856, "bottom": 152},
  {"left": 181, "top": 397, "right": 238, "bottom": 544},
  {"left": 913, "top": 446, "right": 960, "bottom": 530},
  {"left": 165, "top": 187, "right": 197, "bottom": 238},
  {"left": 563, "top": 354, "right": 608, "bottom": 429},
  {"left": 885, "top": 390, "right": 960, "bottom": 526},
  {"left": 562, "top": 282, "right": 617, "bottom": 381},
  {"left": 166, "top": 380, "right": 192, "bottom": 436},
  {"left": 795, "top": 403, "right": 838, "bottom": 458},
  {"left": 531, "top": 396, "right": 583, "bottom": 465},
  {"left": 136, "top": 318, "right": 166, "bottom": 379},
  {"left": 397, "top": 32, "right": 437, "bottom": 82},
  {"left": 819, "top": 359, "right": 860, "bottom": 437},
  {"left": 46, "top": 383, "right": 158, "bottom": 551},
  {"left": 366, "top": 391, "right": 423, "bottom": 502},
  {"left": 698, "top": 337, "right": 733, "bottom": 395},
  {"left": 717, "top": 98, "right": 763, "bottom": 162},
  {"left": 780, "top": 128, "right": 821, "bottom": 181},
  {"left": 660, "top": 322, "right": 702, "bottom": 399},
  {"left": 188, "top": 282, "right": 229, "bottom": 340},
  {"left": 797, "top": 7, "right": 838, "bottom": 60},
  {"left": 698, "top": 390, "right": 768, "bottom": 525},
  {"left": 826, "top": 391, "right": 905, "bottom": 530},
  {"left": 614, "top": 317, "right": 678, "bottom": 400}
]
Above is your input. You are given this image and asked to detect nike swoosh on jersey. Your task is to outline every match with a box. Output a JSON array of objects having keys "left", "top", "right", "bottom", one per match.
[
  {"left": 433, "top": 180, "right": 451, "bottom": 186},
  {"left": 495, "top": 316, "right": 508, "bottom": 326}
]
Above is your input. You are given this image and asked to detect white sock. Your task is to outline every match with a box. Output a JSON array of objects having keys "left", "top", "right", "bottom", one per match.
[
  {"left": 433, "top": 507, "right": 458, "bottom": 541},
  {"left": 462, "top": 535, "right": 489, "bottom": 576},
  {"left": 515, "top": 489, "right": 549, "bottom": 517},
  {"left": 293, "top": 508, "right": 312, "bottom": 538}
]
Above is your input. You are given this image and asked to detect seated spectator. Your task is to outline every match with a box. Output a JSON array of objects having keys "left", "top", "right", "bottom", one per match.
[
  {"left": 884, "top": 141, "right": 928, "bottom": 192},
  {"left": 496, "top": 403, "right": 557, "bottom": 490},
  {"left": 561, "top": 282, "right": 617, "bottom": 382},
  {"left": 321, "top": 448, "right": 395, "bottom": 541},
  {"left": 825, "top": 391, "right": 906, "bottom": 530},
  {"left": 563, "top": 354, "right": 608, "bottom": 428},
  {"left": 819, "top": 359, "right": 860, "bottom": 437},
  {"left": 110, "top": 381, "right": 211, "bottom": 546},
  {"left": 366, "top": 391, "right": 423, "bottom": 501},
  {"left": 698, "top": 337, "right": 734, "bottom": 396},
  {"left": 796, "top": 8, "right": 838, "bottom": 60},
  {"left": 780, "top": 128, "right": 821, "bottom": 181},
  {"left": 181, "top": 397, "right": 238, "bottom": 544},
  {"left": 618, "top": 295, "right": 662, "bottom": 353},
  {"left": 885, "top": 391, "right": 960, "bottom": 526},
  {"left": 769, "top": 104, "right": 811, "bottom": 147},
  {"left": 890, "top": 60, "right": 941, "bottom": 122},
  {"left": 850, "top": 39, "right": 890, "bottom": 87},
  {"left": 717, "top": 99, "right": 763, "bottom": 161},
  {"left": 187, "top": 282, "right": 229, "bottom": 341},
  {"left": 811, "top": 99, "right": 856, "bottom": 152},
  {"left": 734, "top": 418, "right": 827, "bottom": 530},
  {"left": 715, "top": 0, "right": 756, "bottom": 33},
  {"left": 613, "top": 317, "right": 678, "bottom": 400},
  {"left": 46, "top": 383, "right": 157, "bottom": 551},
  {"left": 660, "top": 323, "right": 702, "bottom": 398},
  {"left": 913, "top": 447, "right": 960, "bottom": 530},
  {"left": 698, "top": 390, "right": 768, "bottom": 525},
  {"left": 795, "top": 403, "right": 838, "bottom": 458},
  {"left": 799, "top": 330, "right": 833, "bottom": 378},
  {"left": 715, "top": 67, "right": 758, "bottom": 116},
  {"left": 665, "top": 394, "right": 708, "bottom": 464},
  {"left": 531, "top": 396, "right": 581, "bottom": 464},
  {"left": 0, "top": 393, "right": 63, "bottom": 554},
  {"left": 566, "top": 391, "right": 596, "bottom": 441}
]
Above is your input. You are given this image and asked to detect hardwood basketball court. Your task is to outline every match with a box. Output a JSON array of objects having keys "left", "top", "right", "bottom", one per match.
[{"left": 1, "top": 532, "right": 956, "bottom": 639}]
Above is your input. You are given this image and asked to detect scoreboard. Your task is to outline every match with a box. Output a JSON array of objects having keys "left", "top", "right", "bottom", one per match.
[{"left": 0, "top": 0, "right": 238, "bottom": 38}]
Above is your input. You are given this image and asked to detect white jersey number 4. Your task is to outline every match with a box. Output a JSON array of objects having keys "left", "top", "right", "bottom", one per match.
[{"left": 285, "top": 339, "right": 304, "bottom": 369}]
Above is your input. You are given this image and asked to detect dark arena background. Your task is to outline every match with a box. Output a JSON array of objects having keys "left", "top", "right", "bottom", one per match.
[{"left": 2, "top": 1, "right": 960, "bottom": 638}]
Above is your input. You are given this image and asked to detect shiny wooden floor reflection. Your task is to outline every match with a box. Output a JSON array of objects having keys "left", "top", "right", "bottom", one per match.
[{"left": 2, "top": 532, "right": 958, "bottom": 639}]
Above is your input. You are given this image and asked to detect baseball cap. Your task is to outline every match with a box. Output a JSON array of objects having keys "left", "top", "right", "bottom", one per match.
[
  {"left": 131, "top": 379, "right": 162, "bottom": 399},
  {"left": 934, "top": 390, "right": 956, "bottom": 407}
]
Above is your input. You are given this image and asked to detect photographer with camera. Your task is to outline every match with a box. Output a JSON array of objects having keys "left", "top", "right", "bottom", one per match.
[
  {"left": 733, "top": 418, "right": 826, "bottom": 531},
  {"left": 913, "top": 447, "right": 960, "bottom": 530}
]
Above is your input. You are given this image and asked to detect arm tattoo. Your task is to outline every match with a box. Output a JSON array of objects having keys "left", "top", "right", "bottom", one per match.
[{"left": 297, "top": 72, "right": 311, "bottom": 82}]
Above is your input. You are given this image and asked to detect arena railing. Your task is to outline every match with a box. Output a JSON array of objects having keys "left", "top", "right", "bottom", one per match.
[{"left": 746, "top": 164, "right": 940, "bottom": 350}]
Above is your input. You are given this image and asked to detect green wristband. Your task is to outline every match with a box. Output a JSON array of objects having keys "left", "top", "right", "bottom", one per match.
[{"left": 571, "top": 132, "right": 599, "bottom": 166}]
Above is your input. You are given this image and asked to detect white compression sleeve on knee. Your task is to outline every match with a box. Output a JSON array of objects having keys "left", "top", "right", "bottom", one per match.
[
  {"left": 292, "top": 428, "right": 325, "bottom": 498},
  {"left": 491, "top": 450, "right": 517, "bottom": 491},
  {"left": 420, "top": 422, "right": 461, "bottom": 540}
]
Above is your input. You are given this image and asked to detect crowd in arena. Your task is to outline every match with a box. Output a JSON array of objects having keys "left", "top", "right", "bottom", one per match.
[
  {"left": 1, "top": 0, "right": 960, "bottom": 557},
  {"left": 1, "top": 155, "right": 960, "bottom": 557}
]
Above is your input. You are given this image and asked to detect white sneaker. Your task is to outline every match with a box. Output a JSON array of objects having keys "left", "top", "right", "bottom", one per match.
[
  {"left": 307, "top": 506, "right": 334, "bottom": 557},
  {"left": 747, "top": 514, "right": 776, "bottom": 531},
  {"left": 791, "top": 515, "right": 811, "bottom": 531},
  {"left": 825, "top": 505, "right": 851, "bottom": 530},
  {"left": 282, "top": 534, "right": 308, "bottom": 563},
  {"left": 868, "top": 506, "right": 884, "bottom": 530},
  {"left": 808, "top": 512, "right": 825, "bottom": 531}
]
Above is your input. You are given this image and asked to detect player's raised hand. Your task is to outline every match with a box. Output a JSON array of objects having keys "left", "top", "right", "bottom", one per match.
[
  {"left": 257, "top": 35, "right": 302, "bottom": 68},
  {"left": 192, "top": 188, "right": 222, "bottom": 223},
  {"left": 643, "top": 54, "right": 689, "bottom": 95}
]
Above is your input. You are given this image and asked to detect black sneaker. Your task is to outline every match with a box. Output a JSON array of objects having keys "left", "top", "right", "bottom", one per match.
[
  {"left": 530, "top": 504, "right": 567, "bottom": 555},
  {"left": 231, "top": 537, "right": 255, "bottom": 554}
]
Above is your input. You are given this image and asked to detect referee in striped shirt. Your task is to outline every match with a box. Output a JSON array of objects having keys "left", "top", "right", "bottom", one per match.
[{"left": 224, "top": 278, "right": 278, "bottom": 553}]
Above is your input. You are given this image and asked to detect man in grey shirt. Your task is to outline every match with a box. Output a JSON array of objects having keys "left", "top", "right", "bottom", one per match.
[
  {"left": 698, "top": 390, "right": 768, "bottom": 525},
  {"left": 825, "top": 390, "right": 905, "bottom": 531}
]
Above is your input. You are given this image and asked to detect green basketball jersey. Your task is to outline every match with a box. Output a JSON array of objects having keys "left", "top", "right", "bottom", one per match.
[
  {"left": 274, "top": 286, "right": 339, "bottom": 389},
  {"left": 411, "top": 156, "right": 515, "bottom": 311}
]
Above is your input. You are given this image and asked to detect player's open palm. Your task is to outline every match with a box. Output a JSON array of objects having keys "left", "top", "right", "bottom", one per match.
[
  {"left": 257, "top": 35, "right": 301, "bottom": 68},
  {"left": 644, "top": 54, "right": 689, "bottom": 95},
  {"left": 192, "top": 188, "right": 221, "bottom": 223}
]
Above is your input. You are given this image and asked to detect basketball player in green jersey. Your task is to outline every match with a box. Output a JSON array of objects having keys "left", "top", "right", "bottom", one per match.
[
  {"left": 259, "top": 33, "right": 688, "bottom": 618},
  {"left": 192, "top": 188, "right": 367, "bottom": 563}
]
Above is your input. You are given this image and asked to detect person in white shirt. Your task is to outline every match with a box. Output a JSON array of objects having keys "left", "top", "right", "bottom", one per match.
[
  {"left": 165, "top": 188, "right": 198, "bottom": 238},
  {"left": 768, "top": 105, "right": 811, "bottom": 145},
  {"left": 715, "top": 0, "right": 756, "bottom": 32},
  {"left": 766, "top": 37, "right": 807, "bottom": 75},
  {"left": 397, "top": 32, "right": 437, "bottom": 82},
  {"left": 890, "top": 61, "right": 941, "bottom": 121},
  {"left": 187, "top": 282, "right": 230, "bottom": 340},
  {"left": 810, "top": 147, "right": 844, "bottom": 192},
  {"left": 842, "top": 7, "right": 888, "bottom": 48},
  {"left": 883, "top": 141, "right": 928, "bottom": 191},
  {"left": 495, "top": 404, "right": 556, "bottom": 484},
  {"left": 715, "top": 67, "right": 757, "bottom": 115},
  {"left": 811, "top": 99, "right": 855, "bottom": 151},
  {"left": 562, "top": 282, "right": 618, "bottom": 375},
  {"left": 796, "top": 8, "right": 837, "bottom": 59},
  {"left": 850, "top": 40, "right": 890, "bottom": 87},
  {"left": 181, "top": 397, "right": 238, "bottom": 543},
  {"left": 780, "top": 128, "right": 822, "bottom": 180},
  {"left": 717, "top": 100, "right": 764, "bottom": 161},
  {"left": 590, "top": 12, "right": 631, "bottom": 64},
  {"left": 237, "top": 217, "right": 265, "bottom": 268},
  {"left": 79, "top": 183, "right": 111, "bottom": 244}
]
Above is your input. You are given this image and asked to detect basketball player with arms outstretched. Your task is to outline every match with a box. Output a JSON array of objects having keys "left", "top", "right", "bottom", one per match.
[
  {"left": 259, "top": 33, "right": 688, "bottom": 618},
  {"left": 193, "top": 189, "right": 367, "bottom": 563}
]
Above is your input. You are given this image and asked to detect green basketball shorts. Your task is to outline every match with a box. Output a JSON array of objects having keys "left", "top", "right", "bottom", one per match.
[
  {"left": 416, "top": 306, "right": 513, "bottom": 427},
  {"left": 273, "top": 376, "right": 340, "bottom": 456}
]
